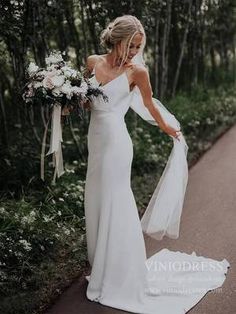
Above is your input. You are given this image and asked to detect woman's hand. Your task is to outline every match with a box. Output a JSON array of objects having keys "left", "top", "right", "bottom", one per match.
[{"left": 163, "top": 125, "right": 181, "bottom": 141}]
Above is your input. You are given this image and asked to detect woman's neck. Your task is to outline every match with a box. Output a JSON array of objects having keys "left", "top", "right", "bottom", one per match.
[{"left": 106, "top": 50, "right": 127, "bottom": 69}]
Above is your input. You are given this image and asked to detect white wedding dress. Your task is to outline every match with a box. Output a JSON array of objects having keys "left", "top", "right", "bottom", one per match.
[{"left": 84, "top": 64, "right": 230, "bottom": 314}]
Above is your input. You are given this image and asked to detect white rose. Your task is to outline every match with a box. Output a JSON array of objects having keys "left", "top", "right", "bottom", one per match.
[
  {"left": 51, "top": 75, "right": 65, "bottom": 87},
  {"left": 61, "top": 82, "right": 72, "bottom": 99},
  {"left": 61, "top": 66, "right": 71, "bottom": 76},
  {"left": 61, "top": 66, "right": 77, "bottom": 78},
  {"left": 64, "top": 70, "right": 72, "bottom": 78},
  {"left": 28, "top": 62, "right": 39, "bottom": 75},
  {"left": 42, "top": 76, "right": 54, "bottom": 89}
]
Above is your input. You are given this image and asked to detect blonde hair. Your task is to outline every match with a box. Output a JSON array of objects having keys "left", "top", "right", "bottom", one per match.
[{"left": 100, "top": 15, "right": 146, "bottom": 68}]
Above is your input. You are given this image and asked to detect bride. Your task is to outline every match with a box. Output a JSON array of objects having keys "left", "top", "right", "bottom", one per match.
[{"left": 84, "top": 15, "right": 230, "bottom": 314}]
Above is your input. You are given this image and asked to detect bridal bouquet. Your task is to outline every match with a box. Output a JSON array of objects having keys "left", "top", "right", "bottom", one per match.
[
  {"left": 23, "top": 51, "right": 107, "bottom": 184},
  {"left": 23, "top": 50, "right": 107, "bottom": 117}
]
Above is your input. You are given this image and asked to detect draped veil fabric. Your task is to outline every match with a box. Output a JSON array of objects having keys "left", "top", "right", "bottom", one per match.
[{"left": 130, "top": 87, "right": 189, "bottom": 240}]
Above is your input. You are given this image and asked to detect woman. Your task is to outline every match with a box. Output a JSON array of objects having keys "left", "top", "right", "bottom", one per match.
[{"left": 84, "top": 15, "right": 229, "bottom": 314}]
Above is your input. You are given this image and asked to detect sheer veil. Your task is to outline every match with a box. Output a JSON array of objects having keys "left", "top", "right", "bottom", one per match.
[{"left": 130, "top": 41, "right": 189, "bottom": 240}]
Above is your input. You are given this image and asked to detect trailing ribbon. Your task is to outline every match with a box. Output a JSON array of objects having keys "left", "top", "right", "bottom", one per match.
[{"left": 40, "top": 104, "right": 65, "bottom": 184}]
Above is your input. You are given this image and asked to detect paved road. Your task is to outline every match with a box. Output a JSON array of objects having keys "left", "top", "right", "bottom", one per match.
[{"left": 45, "top": 125, "right": 236, "bottom": 314}]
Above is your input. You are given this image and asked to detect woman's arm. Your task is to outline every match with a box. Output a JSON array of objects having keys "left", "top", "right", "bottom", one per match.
[
  {"left": 85, "top": 54, "right": 99, "bottom": 75},
  {"left": 132, "top": 65, "right": 181, "bottom": 140},
  {"left": 82, "top": 55, "right": 100, "bottom": 110}
]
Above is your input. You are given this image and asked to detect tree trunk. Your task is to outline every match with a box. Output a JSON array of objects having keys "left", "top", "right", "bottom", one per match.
[
  {"left": 160, "top": 0, "right": 172, "bottom": 100},
  {"left": 56, "top": 4, "right": 68, "bottom": 53},
  {"left": 0, "top": 86, "right": 8, "bottom": 148},
  {"left": 172, "top": 0, "right": 192, "bottom": 97},
  {"left": 154, "top": 7, "right": 161, "bottom": 96},
  {"left": 80, "top": 0, "right": 88, "bottom": 63},
  {"left": 64, "top": 0, "right": 82, "bottom": 68},
  {"left": 85, "top": 0, "right": 99, "bottom": 53},
  {"left": 210, "top": 46, "right": 216, "bottom": 81},
  {"left": 233, "top": 38, "right": 236, "bottom": 85}
]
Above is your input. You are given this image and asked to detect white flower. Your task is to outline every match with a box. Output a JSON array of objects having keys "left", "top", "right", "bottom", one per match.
[
  {"left": 35, "top": 70, "right": 47, "bottom": 80},
  {"left": 45, "top": 52, "right": 63, "bottom": 65},
  {"left": 40, "top": 245, "right": 45, "bottom": 251},
  {"left": 42, "top": 76, "right": 54, "bottom": 89},
  {"left": 19, "top": 239, "right": 32, "bottom": 251},
  {"left": 43, "top": 215, "right": 54, "bottom": 222},
  {"left": 77, "top": 185, "right": 84, "bottom": 193},
  {"left": 33, "top": 81, "right": 43, "bottom": 89},
  {"left": 136, "top": 127, "right": 143, "bottom": 133},
  {"left": 80, "top": 81, "right": 88, "bottom": 93},
  {"left": 144, "top": 133, "right": 151, "bottom": 139},
  {"left": 51, "top": 75, "right": 65, "bottom": 87},
  {"left": 71, "top": 86, "right": 81, "bottom": 95},
  {"left": 21, "top": 210, "right": 36, "bottom": 225},
  {"left": 61, "top": 66, "right": 77, "bottom": 78},
  {"left": 15, "top": 251, "right": 23, "bottom": 258},
  {"left": 61, "top": 82, "right": 72, "bottom": 99},
  {"left": 65, "top": 168, "right": 75, "bottom": 174},
  {"left": 69, "top": 68, "right": 78, "bottom": 78},
  {"left": 63, "top": 227, "right": 70, "bottom": 235},
  {"left": 0, "top": 207, "right": 6, "bottom": 214},
  {"left": 62, "top": 69, "right": 72, "bottom": 78},
  {"left": 71, "top": 82, "right": 88, "bottom": 96},
  {"left": 46, "top": 64, "right": 57, "bottom": 71},
  {"left": 28, "top": 62, "right": 39, "bottom": 75},
  {"left": 52, "top": 87, "right": 61, "bottom": 97}
]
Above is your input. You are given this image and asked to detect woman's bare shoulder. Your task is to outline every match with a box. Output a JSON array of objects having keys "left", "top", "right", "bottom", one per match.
[
  {"left": 128, "top": 63, "right": 149, "bottom": 82},
  {"left": 86, "top": 54, "right": 107, "bottom": 71},
  {"left": 86, "top": 54, "right": 99, "bottom": 71},
  {"left": 133, "top": 63, "right": 148, "bottom": 74}
]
